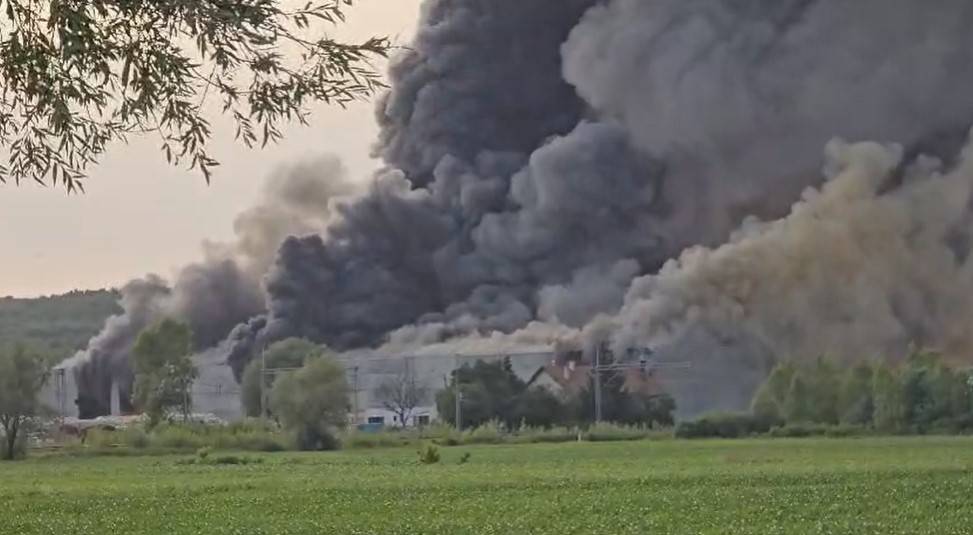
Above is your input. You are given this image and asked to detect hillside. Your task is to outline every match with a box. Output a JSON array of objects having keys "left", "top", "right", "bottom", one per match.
[{"left": 0, "top": 289, "right": 120, "bottom": 361}]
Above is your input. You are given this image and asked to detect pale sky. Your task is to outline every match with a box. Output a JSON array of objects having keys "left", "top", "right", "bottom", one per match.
[{"left": 0, "top": 1, "right": 423, "bottom": 298}]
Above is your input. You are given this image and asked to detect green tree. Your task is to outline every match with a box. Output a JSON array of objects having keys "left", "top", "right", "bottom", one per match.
[
  {"left": 0, "top": 345, "right": 49, "bottom": 460},
  {"left": 436, "top": 359, "right": 526, "bottom": 429},
  {"left": 783, "top": 372, "right": 814, "bottom": 424},
  {"left": 515, "top": 386, "right": 567, "bottom": 429},
  {"left": 241, "top": 338, "right": 327, "bottom": 417},
  {"left": 750, "top": 362, "right": 795, "bottom": 427},
  {"left": 130, "top": 319, "right": 196, "bottom": 426},
  {"left": 838, "top": 362, "right": 874, "bottom": 425},
  {"left": 873, "top": 363, "right": 906, "bottom": 432},
  {"left": 0, "top": 1, "right": 390, "bottom": 191},
  {"left": 571, "top": 376, "right": 676, "bottom": 428},
  {"left": 899, "top": 352, "right": 968, "bottom": 431},
  {"left": 806, "top": 358, "right": 840, "bottom": 424},
  {"left": 269, "top": 355, "right": 348, "bottom": 451}
]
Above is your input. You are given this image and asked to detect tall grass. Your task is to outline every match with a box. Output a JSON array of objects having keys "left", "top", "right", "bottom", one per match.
[
  {"left": 71, "top": 420, "right": 292, "bottom": 455},
  {"left": 342, "top": 422, "right": 671, "bottom": 449}
]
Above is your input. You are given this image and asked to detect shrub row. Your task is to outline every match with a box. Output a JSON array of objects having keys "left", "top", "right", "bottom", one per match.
[
  {"left": 342, "top": 421, "right": 672, "bottom": 449},
  {"left": 72, "top": 420, "right": 293, "bottom": 455}
]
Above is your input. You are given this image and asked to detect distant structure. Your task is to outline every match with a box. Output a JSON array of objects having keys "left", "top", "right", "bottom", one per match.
[{"left": 44, "top": 343, "right": 691, "bottom": 426}]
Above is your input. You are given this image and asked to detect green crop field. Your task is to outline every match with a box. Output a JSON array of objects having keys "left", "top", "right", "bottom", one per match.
[{"left": 3, "top": 437, "right": 973, "bottom": 534}]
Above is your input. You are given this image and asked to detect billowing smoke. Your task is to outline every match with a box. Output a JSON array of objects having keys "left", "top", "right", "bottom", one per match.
[
  {"left": 69, "top": 157, "right": 356, "bottom": 416},
  {"left": 606, "top": 138, "right": 973, "bottom": 361},
  {"left": 228, "top": 0, "right": 973, "bottom": 372},
  {"left": 74, "top": 0, "right": 973, "bottom": 416}
]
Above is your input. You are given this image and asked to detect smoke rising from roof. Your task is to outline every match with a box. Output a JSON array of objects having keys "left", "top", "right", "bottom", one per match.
[{"left": 70, "top": 0, "right": 973, "bottom": 415}]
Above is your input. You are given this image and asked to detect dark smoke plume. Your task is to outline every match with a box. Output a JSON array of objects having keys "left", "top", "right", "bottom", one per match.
[
  {"left": 74, "top": 0, "right": 973, "bottom": 416},
  {"left": 229, "top": 0, "right": 973, "bottom": 376}
]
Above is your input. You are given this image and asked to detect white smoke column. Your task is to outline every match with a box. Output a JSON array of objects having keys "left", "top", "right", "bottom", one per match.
[{"left": 606, "top": 135, "right": 973, "bottom": 362}]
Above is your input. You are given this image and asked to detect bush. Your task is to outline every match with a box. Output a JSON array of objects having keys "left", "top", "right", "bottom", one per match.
[
  {"left": 417, "top": 443, "right": 440, "bottom": 465},
  {"left": 675, "top": 412, "right": 769, "bottom": 439},
  {"left": 511, "top": 426, "right": 579, "bottom": 444},
  {"left": 122, "top": 428, "right": 150, "bottom": 449},
  {"left": 462, "top": 421, "right": 505, "bottom": 445},
  {"left": 152, "top": 425, "right": 206, "bottom": 450},
  {"left": 767, "top": 423, "right": 870, "bottom": 438},
  {"left": 294, "top": 427, "right": 340, "bottom": 452},
  {"left": 767, "top": 423, "right": 828, "bottom": 438},
  {"left": 585, "top": 423, "right": 657, "bottom": 442},
  {"left": 343, "top": 430, "right": 413, "bottom": 449}
]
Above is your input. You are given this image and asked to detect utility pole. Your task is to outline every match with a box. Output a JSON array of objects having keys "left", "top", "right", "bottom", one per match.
[
  {"left": 593, "top": 343, "right": 603, "bottom": 424},
  {"left": 454, "top": 354, "right": 463, "bottom": 431},
  {"left": 259, "top": 343, "right": 268, "bottom": 420},
  {"left": 455, "top": 389, "right": 464, "bottom": 432},
  {"left": 590, "top": 344, "right": 690, "bottom": 425},
  {"left": 352, "top": 365, "right": 360, "bottom": 425}
]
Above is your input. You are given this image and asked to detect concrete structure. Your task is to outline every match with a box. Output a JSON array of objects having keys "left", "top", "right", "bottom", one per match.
[{"left": 40, "top": 366, "right": 79, "bottom": 419}]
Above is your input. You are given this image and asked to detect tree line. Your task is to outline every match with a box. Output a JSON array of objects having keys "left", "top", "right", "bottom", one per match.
[
  {"left": 751, "top": 349, "right": 973, "bottom": 433},
  {"left": 435, "top": 359, "right": 675, "bottom": 431}
]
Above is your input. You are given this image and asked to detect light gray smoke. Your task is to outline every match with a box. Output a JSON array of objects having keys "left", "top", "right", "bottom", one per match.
[
  {"left": 607, "top": 137, "right": 973, "bottom": 361},
  {"left": 68, "top": 156, "right": 356, "bottom": 416}
]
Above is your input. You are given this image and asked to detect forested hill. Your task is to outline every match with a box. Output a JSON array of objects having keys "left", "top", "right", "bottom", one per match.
[{"left": 0, "top": 289, "right": 120, "bottom": 361}]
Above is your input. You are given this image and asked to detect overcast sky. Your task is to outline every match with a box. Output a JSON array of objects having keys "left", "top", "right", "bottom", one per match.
[{"left": 0, "top": 1, "right": 423, "bottom": 298}]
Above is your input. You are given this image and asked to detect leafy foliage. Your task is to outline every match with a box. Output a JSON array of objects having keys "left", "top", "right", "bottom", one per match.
[
  {"left": 240, "top": 337, "right": 328, "bottom": 417},
  {"left": 436, "top": 359, "right": 676, "bottom": 430},
  {"left": 569, "top": 375, "right": 676, "bottom": 428},
  {"left": 436, "top": 359, "right": 564, "bottom": 430},
  {"left": 750, "top": 351, "right": 973, "bottom": 434},
  {"left": 416, "top": 443, "right": 440, "bottom": 465},
  {"left": 131, "top": 319, "right": 196, "bottom": 426},
  {"left": 675, "top": 412, "right": 771, "bottom": 439},
  {"left": 0, "top": 0, "right": 390, "bottom": 191},
  {"left": 0, "top": 344, "right": 49, "bottom": 460},
  {"left": 269, "top": 354, "right": 348, "bottom": 451}
]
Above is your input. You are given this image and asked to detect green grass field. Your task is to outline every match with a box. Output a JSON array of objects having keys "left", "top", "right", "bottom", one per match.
[{"left": 3, "top": 437, "right": 973, "bottom": 534}]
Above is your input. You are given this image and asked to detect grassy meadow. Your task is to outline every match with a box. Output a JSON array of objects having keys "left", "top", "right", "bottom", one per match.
[{"left": 3, "top": 437, "right": 973, "bottom": 534}]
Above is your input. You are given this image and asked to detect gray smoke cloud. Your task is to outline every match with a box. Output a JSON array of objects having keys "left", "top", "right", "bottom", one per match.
[
  {"left": 607, "top": 138, "right": 973, "bottom": 358},
  {"left": 68, "top": 156, "right": 356, "bottom": 416},
  {"left": 76, "top": 0, "right": 973, "bottom": 417},
  {"left": 229, "top": 0, "right": 973, "bottom": 379},
  {"left": 563, "top": 0, "right": 973, "bottom": 245}
]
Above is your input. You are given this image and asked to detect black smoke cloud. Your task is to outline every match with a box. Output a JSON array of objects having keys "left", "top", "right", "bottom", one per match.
[
  {"left": 232, "top": 0, "right": 973, "bottom": 370},
  {"left": 75, "top": 0, "right": 973, "bottom": 415}
]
